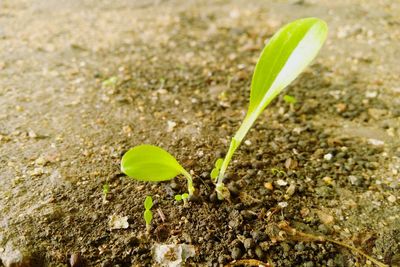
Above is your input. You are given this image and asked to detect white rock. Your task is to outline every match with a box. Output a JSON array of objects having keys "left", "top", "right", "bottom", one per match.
[
  {"left": 324, "top": 153, "right": 333, "bottom": 161},
  {"left": 108, "top": 214, "right": 129, "bottom": 230},
  {"left": 153, "top": 243, "right": 196, "bottom": 267},
  {"left": 368, "top": 139, "right": 384, "bottom": 146}
]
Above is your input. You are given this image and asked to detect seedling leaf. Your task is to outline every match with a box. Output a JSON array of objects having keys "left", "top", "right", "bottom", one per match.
[
  {"left": 144, "top": 195, "right": 153, "bottom": 210},
  {"left": 121, "top": 145, "right": 185, "bottom": 182},
  {"left": 215, "top": 158, "right": 223, "bottom": 169},
  {"left": 283, "top": 94, "right": 297, "bottom": 104},
  {"left": 174, "top": 194, "right": 182, "bottom": 201},
  {"left": 121, "top": 145, "right": 195, "bottom": 195},
  {"left": 210, "top": 168, "right": 219, "bottom": 180}
]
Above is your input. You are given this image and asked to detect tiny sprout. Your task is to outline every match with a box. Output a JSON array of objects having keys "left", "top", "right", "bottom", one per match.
[
  {"left": 215, "top": 18, "right": 328, "bottom": 199},
  {"left": 102, "top": 182, "right": 110, "bottom": 203},
  {"left": 210, "top": 158, "right": 223, "bottom": 181},
  {"left": 174, "top": 193, "right": 189, "bottom": 203},
  {"left": 102, "top": 76, "right": 117, "bottom": 87},
  {"left": 121, "top": 145, "right": 194, "bottom": 196},
  {"left": 271, "top": 168, "right": 287, "bottom": 177},
  {"left": 283, "top": 94, "right": 297, "bottom": 104},
  {"left": 144, "top": 196, "right": 153, "bottom": 233}
]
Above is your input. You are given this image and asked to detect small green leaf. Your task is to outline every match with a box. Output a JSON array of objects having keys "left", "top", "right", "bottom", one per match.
[
  {"left": 102, "top": 76, "right": 117, "bottom": 87},
  {"left": 144, "top": 196, "right": 153, "bottom": 210},
  {"left": 174, "top": 194, "right": 182, "bottom": 201},
  {"left": 121, "top": 145, "right": 186, "bottom": 182},
  {"left": 181, "top": 193, "right": 189, "bottom": 199},
  {"left": 215, "top": 158, "right": 223, "bottom": 169},
  {"left": 144, "top": 210, "right": 153, "bottom": 225},
  {"left": 102, "top": 183, "right": 110, "bottom": 194},
  {"left": 283, "top": 94, "right": 297, "bottom": 104},
  {"left": 210, "top": 168, "right": 219, "bottom": 180}
]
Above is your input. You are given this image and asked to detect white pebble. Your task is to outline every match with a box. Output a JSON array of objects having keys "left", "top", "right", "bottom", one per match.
[
  {"left": 244, "top": 140, "right": 252, "bottom": 146},
  {"left": 324, "top": 153, "right": 333, "bottom": 161},
  {"left": 276, "top": 179, "right": 287, "bottom": 186},
  {"left": 278, "top": 202, "right": 288, "bottom": 208}
]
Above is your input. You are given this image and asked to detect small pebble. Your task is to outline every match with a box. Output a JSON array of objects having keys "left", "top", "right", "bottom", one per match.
[
  {"left": 387, "top": 195, "right": 396, "bottom": 203},
  {"left": 70, "top": 252, "right": 82, "bottom": 267},
  {"left": 231, "top": 247, "right": 243, "bottom": 260},
  {"left": 276, "top": 179, "right": 287, "bottom": 186},
  {"left": 244, "top": 140, "right": 252, "bottom": 146},
  {"left": 243, "top": 238, "right": 255, "bottom": 250},
  {"left": 264, "top": 182, "right": 273, "bottom": 190},
  {"left": 324, "top": 153, "right": 333, "bottom": 161},
  {"left": 255, "top": 246, "right": 264, "bottom": 259}
]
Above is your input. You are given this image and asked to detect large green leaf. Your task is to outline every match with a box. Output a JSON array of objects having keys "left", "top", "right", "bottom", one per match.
[
  {"left": 121, "top": 145, "right": 185, "bottom": 182},
  {"left": 249, "top": 17, "right": 327, "bottom": 115}
]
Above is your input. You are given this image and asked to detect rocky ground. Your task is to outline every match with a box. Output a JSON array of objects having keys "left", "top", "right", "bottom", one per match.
[{"left": 0, "top": 0, "right": 399, "bottom": 266}]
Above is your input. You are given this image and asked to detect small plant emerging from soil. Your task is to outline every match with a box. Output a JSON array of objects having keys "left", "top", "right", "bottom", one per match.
[
  {"left": 143, "top": 195, "right": 153, "bottom": 234},
  {"left": 213, "top": 17, "right": 328, "bottom": 199},
  {"left": 121, "top": 145, "right": 194, "bottom": 196},
  {"left": 120, "top": 18, "right": 327, "bottom": 201}
]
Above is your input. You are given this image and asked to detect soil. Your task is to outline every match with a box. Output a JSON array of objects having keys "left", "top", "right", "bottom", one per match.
[{"left": 0, "top": 0, "right": 399, "bottom": 266}]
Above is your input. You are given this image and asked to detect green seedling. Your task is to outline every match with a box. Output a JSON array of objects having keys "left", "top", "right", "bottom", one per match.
[
  {"left": 121, "top": 145, "right": 194, "bottom": 196},
  {"left": 102, "top": 182, "right": 110, "bottom": 203},
  {"left": 271, "top": 168, "right": 287, "bottom": 177},
  {"left": 214, "top": 18, "right": 328, "bottom": 199},
  {"left": 283, "top": 94, "right": 297, "bottom": 104},
  {"left": 144, "top": 195, "right": 153, "bottom": 234}
]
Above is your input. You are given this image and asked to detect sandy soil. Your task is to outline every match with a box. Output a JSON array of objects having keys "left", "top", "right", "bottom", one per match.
[{"left": 0, "top": 0, "right": 399, "bottom": 266}]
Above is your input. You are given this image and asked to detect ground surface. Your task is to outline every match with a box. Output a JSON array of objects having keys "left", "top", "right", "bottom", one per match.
[{"left": 0, "top": 0, "right": 399, "bottom": 266}]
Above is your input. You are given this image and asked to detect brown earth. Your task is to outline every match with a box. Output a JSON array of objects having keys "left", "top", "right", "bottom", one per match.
[{"left": 0, "top": 0, "right": 399, "bottom": 266}]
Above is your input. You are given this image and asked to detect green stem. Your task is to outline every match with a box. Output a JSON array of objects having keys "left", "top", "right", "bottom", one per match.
[{"left": 182, "top": 169, "right": 194, "bottom": 196}]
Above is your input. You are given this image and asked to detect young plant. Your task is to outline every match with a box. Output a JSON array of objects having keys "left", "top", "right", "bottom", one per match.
[
  {"left": 121, "top": 145, "right": 194, "bottom": 196},
  {"left": 214, "top": 18, "right": 328, "bottom": 199},
  {"left": 144, "top": 195, "right": 153, "bottom": 234}
]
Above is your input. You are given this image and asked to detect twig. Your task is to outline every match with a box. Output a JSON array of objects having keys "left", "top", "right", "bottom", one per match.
[
  {"left": 278, "top": 221, "right": 388, "bottom": 267},
  {"left": 225, "top": 259, "right": 272, "bottom": 267}
]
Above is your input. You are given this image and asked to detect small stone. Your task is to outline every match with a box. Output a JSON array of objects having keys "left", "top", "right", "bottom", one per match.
[
  {"left": 286, "top": 183, "right": 296, "bottom": 196},
  {"left": 108, "top": 214, "right": 129, "bottom": 230},
  {"left": 255, "top": 246, "right": 264, "bottom": 259},
  {"left": 368, "top": 139, "right": 384, "bottom": 146},
  {"left": 70, "top": 252, "right": 83, "bottom": 267},
  {"left": 243, "top": 238, "right": 255, "bottom": 250},
  {"left": 227, "top": 182, "right": 240, "bottom": 197},
  {"left": 166, "top": 121, "right": 176, "bottom": 132},
  {"left": 322, "top": 176, "right": 334, "bottom": 186},
  {"left": 231, "top": 247, "right": 243, "bottom": 260},
  {"left": 276, "top": 179, "right": 287, "bottom": 186},
  {"left": 324, "top": 153, "right": 333, "bottom": 161},
  {"left": 251, "top": 231, "right": 267, "bottom": 242},
  {"left": 264, "top": 182, "right": 273, "bottom": 190},
  {"left": 0, "top": 243, "right": 31, "bottom": 267},
  {"left": 240, "top": 210, "right": 257, "bottom": 220},
  {"left": 335, "top": 103, "right": 347, "bottom": 113},
  {"left": 209, "top": 192, "right": 219, "bottom": 203},
  {"left": 244, "top": 140, "right": 252, "bottom": 146},
  {"left": 387, "top": 195, "right": 396, "bottom": 203},
  {"left": 278, "top": 202, "right": 288, "bottom": 208},
  {"left": 316, "top": 210, "right": 334, "bottom": 225},
  {"left": 28, "top": 130, "right": 37, "bottom": 138}
]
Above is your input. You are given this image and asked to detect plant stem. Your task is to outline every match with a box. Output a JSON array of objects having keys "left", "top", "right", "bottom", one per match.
[{"left": 182, "top": 169, "right": 194, "bottom": 196}]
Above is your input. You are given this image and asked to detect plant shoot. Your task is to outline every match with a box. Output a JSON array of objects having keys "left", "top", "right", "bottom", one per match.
[
  {"left": 144, "top": 195, "right": 153, "bottom": 233},
  {"left": 214, "top": 18, "right": 328, "bottom": 199}
]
